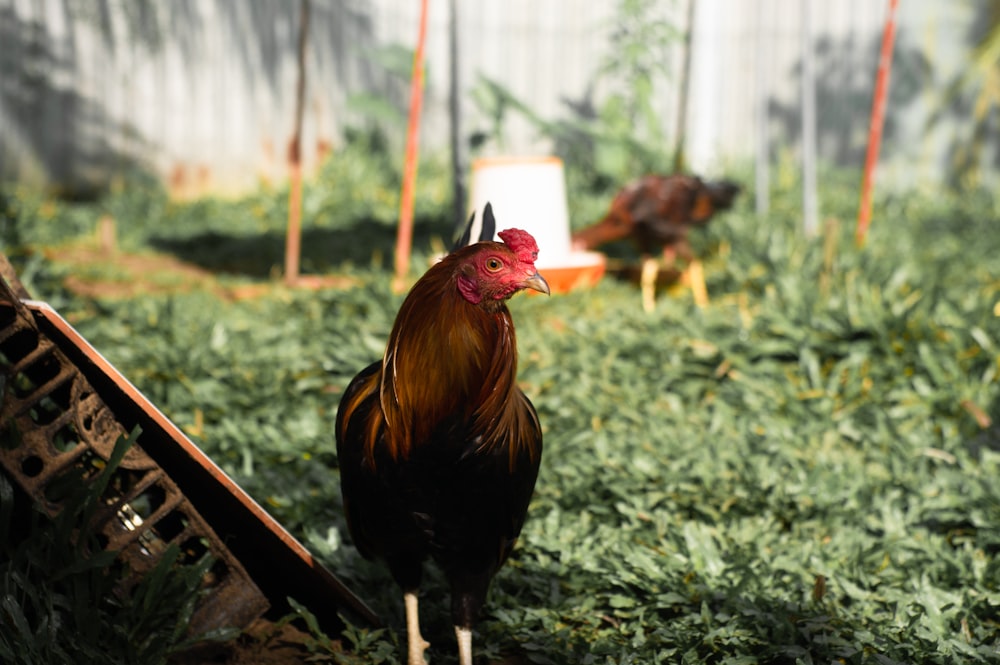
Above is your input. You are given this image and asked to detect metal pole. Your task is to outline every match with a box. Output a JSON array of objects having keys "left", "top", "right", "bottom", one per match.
[
  {"left": 673, "top": 0, "right": 695, "bottom": 173},
  {"left": 755, "top": 0, "right": 770, "bottom": 216},
  {"left": 801, "top": 0, "right": 818, "bottom": 237},
  {"left": 448, "top": 0, "right": 466, "bottom": 236}
]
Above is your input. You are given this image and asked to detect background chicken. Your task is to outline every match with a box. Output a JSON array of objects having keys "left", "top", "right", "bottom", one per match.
[
  {"left": 572, "top": 174, "right": 741, "bottom": 311},
  {"left": 335, "top": 205, "right": 548, "bottom": 665}
]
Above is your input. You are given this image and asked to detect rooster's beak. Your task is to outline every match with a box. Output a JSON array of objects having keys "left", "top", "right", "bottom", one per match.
[{"left": 522, "top": 271, "right": 550, "bottom": 296}]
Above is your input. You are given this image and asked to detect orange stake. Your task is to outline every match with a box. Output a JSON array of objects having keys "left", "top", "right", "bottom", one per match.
[
  {"left": 856, "top": 0, "right": 899, "bottom": 247},
  {"left": 393, "top": 0, "right": 430, "bottom": 292},
  {"left": 284, "top": 0, "right": 310, "bottom": 285}
]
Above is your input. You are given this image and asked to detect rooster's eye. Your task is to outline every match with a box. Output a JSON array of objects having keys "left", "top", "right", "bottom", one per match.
[{"left": 485, "top": 258, "right": 503, "bottom": 272}]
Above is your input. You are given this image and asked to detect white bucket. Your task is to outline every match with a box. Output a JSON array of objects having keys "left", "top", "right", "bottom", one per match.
[
  {"left": 467, "top": 155, "right": 606, "bottom": 292},
  {"left": 469, "top": 156, "right": 573, "bottom": 267}
]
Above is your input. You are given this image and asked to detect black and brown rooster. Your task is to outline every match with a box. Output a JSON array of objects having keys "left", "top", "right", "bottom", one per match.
[{"left": 336, "top": 205, "right": 547, "bottom": 665}]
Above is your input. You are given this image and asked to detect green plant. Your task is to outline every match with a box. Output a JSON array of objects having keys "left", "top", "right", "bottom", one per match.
[
  {"left": 267, "top": 598, "right": 400, "bottom": 664},
  {"left": 592, "top": 0, "right": 682, "bottom": 174},
  {"left": 469, "top": 0, "right": 683, "bottom": 187},
  {"left": 0, "top": 430, "right": 232, "bottom": 665},
  {"left": 941, "top": 0, "right": 1000, "bottom": 187}
]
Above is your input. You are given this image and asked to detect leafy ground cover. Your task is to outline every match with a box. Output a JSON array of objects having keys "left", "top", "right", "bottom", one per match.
[{"left": 2, "top": 167, "right": 1000, "bottom": 663}]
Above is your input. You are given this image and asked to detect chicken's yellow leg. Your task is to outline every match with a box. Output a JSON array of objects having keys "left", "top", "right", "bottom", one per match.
[
  {"left": 640, "top": 256, "right": 659, "bottom": 313},
  {"left": 685, "top": 258, "right": 709, "bottom": 308},
  {"left": 456, "top": 626, "right": 473, "bottom": 665},
  {"left": 404, "top": 592, "right": 430, "bottom": 665}
]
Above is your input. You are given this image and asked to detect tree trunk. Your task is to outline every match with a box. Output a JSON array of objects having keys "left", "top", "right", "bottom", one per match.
[{"left": 285, "top": 0, "right": 310, "bottom": 285}]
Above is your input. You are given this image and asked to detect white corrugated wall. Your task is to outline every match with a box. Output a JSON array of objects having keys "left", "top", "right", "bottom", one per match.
[{"left": 0, "top": 0, "right": 991, "bottom": 195}]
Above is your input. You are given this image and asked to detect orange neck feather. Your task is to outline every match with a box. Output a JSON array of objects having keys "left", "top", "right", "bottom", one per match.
[{"left": 364, "top": 251, "right": 524, "bottom": 465}]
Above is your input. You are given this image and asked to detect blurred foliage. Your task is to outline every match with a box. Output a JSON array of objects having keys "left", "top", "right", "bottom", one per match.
[
  {"left": 963, "top": 2, "right": 1000, "bottom": 122},
  {"left": 2, "top": 127, "right": 453, "bottom": 288},
  {"left": 470, "top": 0, "right": 682, "bottom": 191},
  {"left": 936, "top": 0, "right": 1000, "bottom": 188},
  {"left": 0, "top": 432, "right": 232, "bottom": 665},
  {"left": 345, "top": 42, "right": 422, "bottom": 129},
  {"left": 593, "top": 0, "right": 682, "bottom": 174},
  {"left": 2, "top": 131, "right": 1000, "bottom": 661}
]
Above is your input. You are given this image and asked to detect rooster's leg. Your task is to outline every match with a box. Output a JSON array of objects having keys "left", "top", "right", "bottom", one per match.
[
  {"left": 640, "top": 256, "right": 659, "bottom": 312},
  {"left": 404, "top": 591, "right": 430, "bottom": 665},
  {"left": 455, "top": 626, "right": 473, "bottom": 665},
  {"left": 686, "top": 258, "right": 709, "bottom": 308}
]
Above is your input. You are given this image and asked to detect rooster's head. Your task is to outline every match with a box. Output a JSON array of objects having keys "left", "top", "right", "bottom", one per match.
[{"left": 454, "top": 228, "right": 550, "bottom": 305}]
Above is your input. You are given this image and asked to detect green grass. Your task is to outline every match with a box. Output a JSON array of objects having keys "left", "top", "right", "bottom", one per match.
[
  {"left": 2, "top": 163, "right": 1000, "bottom": 663},
  {"left": 0, "top": 432, "right": 232, "bottom": 665}
]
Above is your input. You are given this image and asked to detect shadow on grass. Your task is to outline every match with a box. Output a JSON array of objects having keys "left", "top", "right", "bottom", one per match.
[
  {"left": 148, "top": 216, "right": 449, "bottom": 279},
  {"left": 478, "top": 564, "right": 867, "bottom": 663}
]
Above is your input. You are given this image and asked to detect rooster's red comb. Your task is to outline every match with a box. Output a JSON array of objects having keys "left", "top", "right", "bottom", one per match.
[{"left": 497, "top": 228, "right": 539, "bottom": 264}]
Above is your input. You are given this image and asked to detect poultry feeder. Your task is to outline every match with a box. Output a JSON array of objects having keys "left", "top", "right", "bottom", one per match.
[{"left": 469, "top": 156, "right": 605, "bottom": 293}]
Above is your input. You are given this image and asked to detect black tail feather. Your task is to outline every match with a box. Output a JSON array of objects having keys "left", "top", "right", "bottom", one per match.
[
  {"left": 451, "top": 202, "right": 497, "bottom": 252},
  {"left": 480, "top": 203, "right": 496, "bottom": 243},
  {"left": 454, "top": 210, "right": 476, "bottom": 251}
]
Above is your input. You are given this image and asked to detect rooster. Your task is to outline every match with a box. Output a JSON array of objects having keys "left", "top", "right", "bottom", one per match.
[
  {"left": 572, "top": 174, "right": 740, "bottom": 311},
  {"left": 335, "top": 204, "right": 548, "bottom": 665}
]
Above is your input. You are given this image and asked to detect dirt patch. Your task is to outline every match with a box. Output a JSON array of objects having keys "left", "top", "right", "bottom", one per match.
[
  {"left": 44, "top": 244, "right": 356, "bottom": 300},
  {"left": 169, "top": 619, "right": 339, "bottom": 665},
  {"left": 168, "top": 619, "right": 534, "bottom": 665}
]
